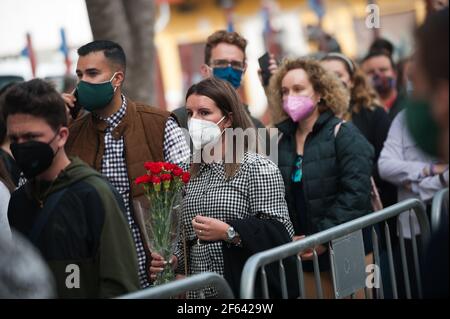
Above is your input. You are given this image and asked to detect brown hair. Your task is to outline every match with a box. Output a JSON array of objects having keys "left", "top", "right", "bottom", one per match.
[
  {"left": 2, "top": 79, "right": 68, "bottom": 131},
  {"left": 415, "top": 7, "right": 449, "bottom": 86},
  {"left": 204, "top": 30, "right": 247, "bottom": 65},
  {"left": 362, "top": 51, "right": 397, "bottom": 72},
  {"left": 186, "top": 77, "right": 255, "bottom": 179},
  {"left": 321, "top": 54, "right": 383, "bottom": 120},
  {"left": 268, "top": 58, "right": 350, "bottom": 125}
]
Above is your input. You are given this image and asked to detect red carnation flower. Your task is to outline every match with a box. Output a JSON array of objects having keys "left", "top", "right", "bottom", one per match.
[
  {"left": 152, "top": 176, "right": 162, "bottom": 184},
  {"left": 181, "top": 172, "right": 191, "bottom": 184},
  {"left": 135, "top": 174, "right": 152, "bottom": 185},
  {"left": 163, "top": 163, "right": 175, "bottom": 171},
  {"left": 145, "top": 162, "right": 163, "bottom": 175},
  {"left": 172, "top": 168, "right": 183, "bottom": 177},
  {"left": 161, "top": 174, "right": 172, "bottom": 182}
]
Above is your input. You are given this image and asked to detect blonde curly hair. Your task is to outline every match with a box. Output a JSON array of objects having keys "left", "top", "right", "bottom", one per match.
[{"left": 268, "top": 58, "right": 350, "bottom": 125}]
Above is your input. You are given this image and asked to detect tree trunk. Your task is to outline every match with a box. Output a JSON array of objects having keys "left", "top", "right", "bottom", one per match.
[{"left": 85, "top": 0, "right": 156, "bottom": 105}]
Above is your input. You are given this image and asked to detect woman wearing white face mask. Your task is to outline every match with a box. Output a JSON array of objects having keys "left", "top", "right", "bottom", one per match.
[
  {"left": 187, "top": 114, "right": 226, "bottom": 152},
  {"left": 150, "top": 77, "right": 295, "bottom": 298},
  {"left": 269, "top": 58, "right": 374, "bottom": 298}
]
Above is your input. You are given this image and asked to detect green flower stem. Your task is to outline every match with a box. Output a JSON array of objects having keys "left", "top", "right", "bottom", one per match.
[
  {"left": 144, "top": 180, "right": 184, "bottom": 286},
  {"left": 154, "top": 263, "right": 175, "bottom": 286}
]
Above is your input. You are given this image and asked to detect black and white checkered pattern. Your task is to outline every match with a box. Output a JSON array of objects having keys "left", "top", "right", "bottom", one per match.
[
  {"left": 163, "top": 116, "right": 190, "bottom": 164},
  {"left": 175, "top": 152, "right": 294, "bottom": 298},
  {"left": 99, "top": 95, "right": 190, "bottom": 288}
]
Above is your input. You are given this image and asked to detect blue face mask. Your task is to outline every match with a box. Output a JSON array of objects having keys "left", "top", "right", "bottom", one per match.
[{"left": 213, "top": 66, "right": 243, "bottom": 89}]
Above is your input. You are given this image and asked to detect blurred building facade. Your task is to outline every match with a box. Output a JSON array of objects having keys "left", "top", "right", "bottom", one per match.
[
  {"left": 0, "top": 0, "right": 427, "bottom": 121},
  {"left": 155, "top": 0, "right": 426, "bottom": 120}
]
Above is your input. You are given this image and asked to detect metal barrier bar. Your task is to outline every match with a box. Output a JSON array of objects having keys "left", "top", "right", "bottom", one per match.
[
  {"left": 398, "top": 218, "right": 412, "bottom": 299},
  {"left": 371, "top": 226, "right": 384, "bottom": 299},
  {"left": 313, "top": 249, "right": 323, "bottom": 299},
  {"left": 431, "top": 188, "right": 449, "bottom": 233},
  {"left": 296, "top": 256, "right": 305, "bottom": 298},
  {"left": 384, "top": 221, "right": 398, "bottom": 299},
  {"left": 240, "top": 198, "right": 430, "bottom": 299},
  {"left": 409, "top": 211, "right": 423, "bottom": 298},
  {"left": 261, "top": 266, "right": 269, "bottom": 299},
  {"left": 117, "top": 272, "right": 234, "bottom": 299},
  {"left": 279, "top": 260, "right": 288, "bottom": 299}
]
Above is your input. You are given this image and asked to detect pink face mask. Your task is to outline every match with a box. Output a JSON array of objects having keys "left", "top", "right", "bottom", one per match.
[{"left": 282, "top": 95, "right": 316, "bottom": 123}]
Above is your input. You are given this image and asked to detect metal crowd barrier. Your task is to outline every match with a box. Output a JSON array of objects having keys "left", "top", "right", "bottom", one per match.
[
  {"left": 240, "top": 198, "right": 431, "bottom": 299},
  {"left": 431, "top": 188, "right": 449, "bottom": 234},
  {"left": 116, "top": 272, "right": 234, "bottom": 299}
]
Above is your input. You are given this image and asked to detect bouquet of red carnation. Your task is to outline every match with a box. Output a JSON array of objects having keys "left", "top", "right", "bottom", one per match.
[{"left": 135, "top": 162, "right": 190, "bottom": 285}]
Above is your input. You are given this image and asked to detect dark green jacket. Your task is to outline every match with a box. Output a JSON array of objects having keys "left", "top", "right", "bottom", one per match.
[
  {"left": 276, "top": 111, "right": 374, "bottom": 234},
  {"left": 8, "top": 158, "right": 139, "bottom": 298}
]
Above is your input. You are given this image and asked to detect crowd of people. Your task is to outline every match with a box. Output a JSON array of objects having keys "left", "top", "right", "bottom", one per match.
[{"left": 0, "top": 5, "right": 448, "bottom": 299}]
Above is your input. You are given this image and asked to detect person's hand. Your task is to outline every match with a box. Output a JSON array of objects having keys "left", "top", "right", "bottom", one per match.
[
  {"left": 299, "top": 245, "right": 328, "bottom": 261},
  {"left": 62, "top": 92, "right": 77, "bottom": 123},
  {"left": 293, "top": 235, "right": 306, "bottom": 242},
  {"left": 149, "top": 252, "right": 177, "bottom": 281},
  {"left": 268, "top": 54, "right": 278, "bottom": 75},
  {"left": 62, "top": 92, "right": 76, "bottom": 109},
  {"left": 423, "top": 163, "right": 449, "bottom": 177},
  {"left": 294, "top": 235, "right": 326, "bottom": 260},
  {"left": 433, "top": 164, "right": 449, "bottom": 175},
  {"left": 192, "top": 215, "right": 229, "bottom": 242},
  {"left": 258, "top": 53, "right": 278, "bottom": 86},
  {"left": 295, "top": 235, "right": 327, "bottom": 261}
]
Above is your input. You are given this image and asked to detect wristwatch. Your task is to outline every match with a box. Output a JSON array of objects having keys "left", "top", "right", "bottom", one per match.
[{"left": 226, "top": 226, "right": 238, "bottom": 243}]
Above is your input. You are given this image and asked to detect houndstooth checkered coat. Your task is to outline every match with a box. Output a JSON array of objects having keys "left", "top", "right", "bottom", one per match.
[{"left": 175, "top": 152, "right": 294, "bottom": 298}]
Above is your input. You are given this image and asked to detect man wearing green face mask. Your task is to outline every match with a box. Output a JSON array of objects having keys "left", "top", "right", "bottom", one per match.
[
  {"left": 409, "top": 9, "right": 449, "bottom": 163},
  {"left": 377, "top": 8, "right": 449, "bottom": 299},
  {"left": 378, "top": 108, "right": 448, "bottom": 299},
  {"left": 63, "top": 40, "right": 190, "bottom": 289},
  {"left": 409, "top": 7, "right": 448, "bottom": 299}
]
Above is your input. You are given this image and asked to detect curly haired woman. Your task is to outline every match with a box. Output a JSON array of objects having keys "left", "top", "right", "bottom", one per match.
[{"left": 269, "top": 58, "right": 374, "bottom": 298}]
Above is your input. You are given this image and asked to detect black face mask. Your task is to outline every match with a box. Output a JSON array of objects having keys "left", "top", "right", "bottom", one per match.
[{"left": 10, "top": 132, "right": 59, "bottom": 179}]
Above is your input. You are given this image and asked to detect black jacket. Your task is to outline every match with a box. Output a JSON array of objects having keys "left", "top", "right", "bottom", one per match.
[
  {"left": 276, "top": 111, "right": 374, "bottom": 235},
  {"left": 8, "top": 158, "right": 139, "bottom": 298},
  {"left": 351, "top": 106, "right": 397, "bottom": 208},
  {"left": 222, "top": 217, "right": 299, "bottom": 299}
]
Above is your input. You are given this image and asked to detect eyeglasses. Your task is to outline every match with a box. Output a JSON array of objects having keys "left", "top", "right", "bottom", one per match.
[{"left": 210, "top": 59, "right": 245, "bottom": 71}]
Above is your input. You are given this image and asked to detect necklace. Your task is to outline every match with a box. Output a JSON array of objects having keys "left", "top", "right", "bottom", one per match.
[{"left": 32, "top": 177, "right": 59, "bottom": 209}]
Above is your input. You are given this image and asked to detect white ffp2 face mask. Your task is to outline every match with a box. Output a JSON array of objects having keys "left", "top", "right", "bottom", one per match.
[{"left": 188, "top": 116, "right": 226, "bottom": 150}]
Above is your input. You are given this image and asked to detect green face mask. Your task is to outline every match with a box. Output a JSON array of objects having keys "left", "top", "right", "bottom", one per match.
[
  {"left": 76, "top": 72, "right": 118, "bottom": 112},
  {"left": 405, "top": 97, "right": 440, "bottom": 158}
]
